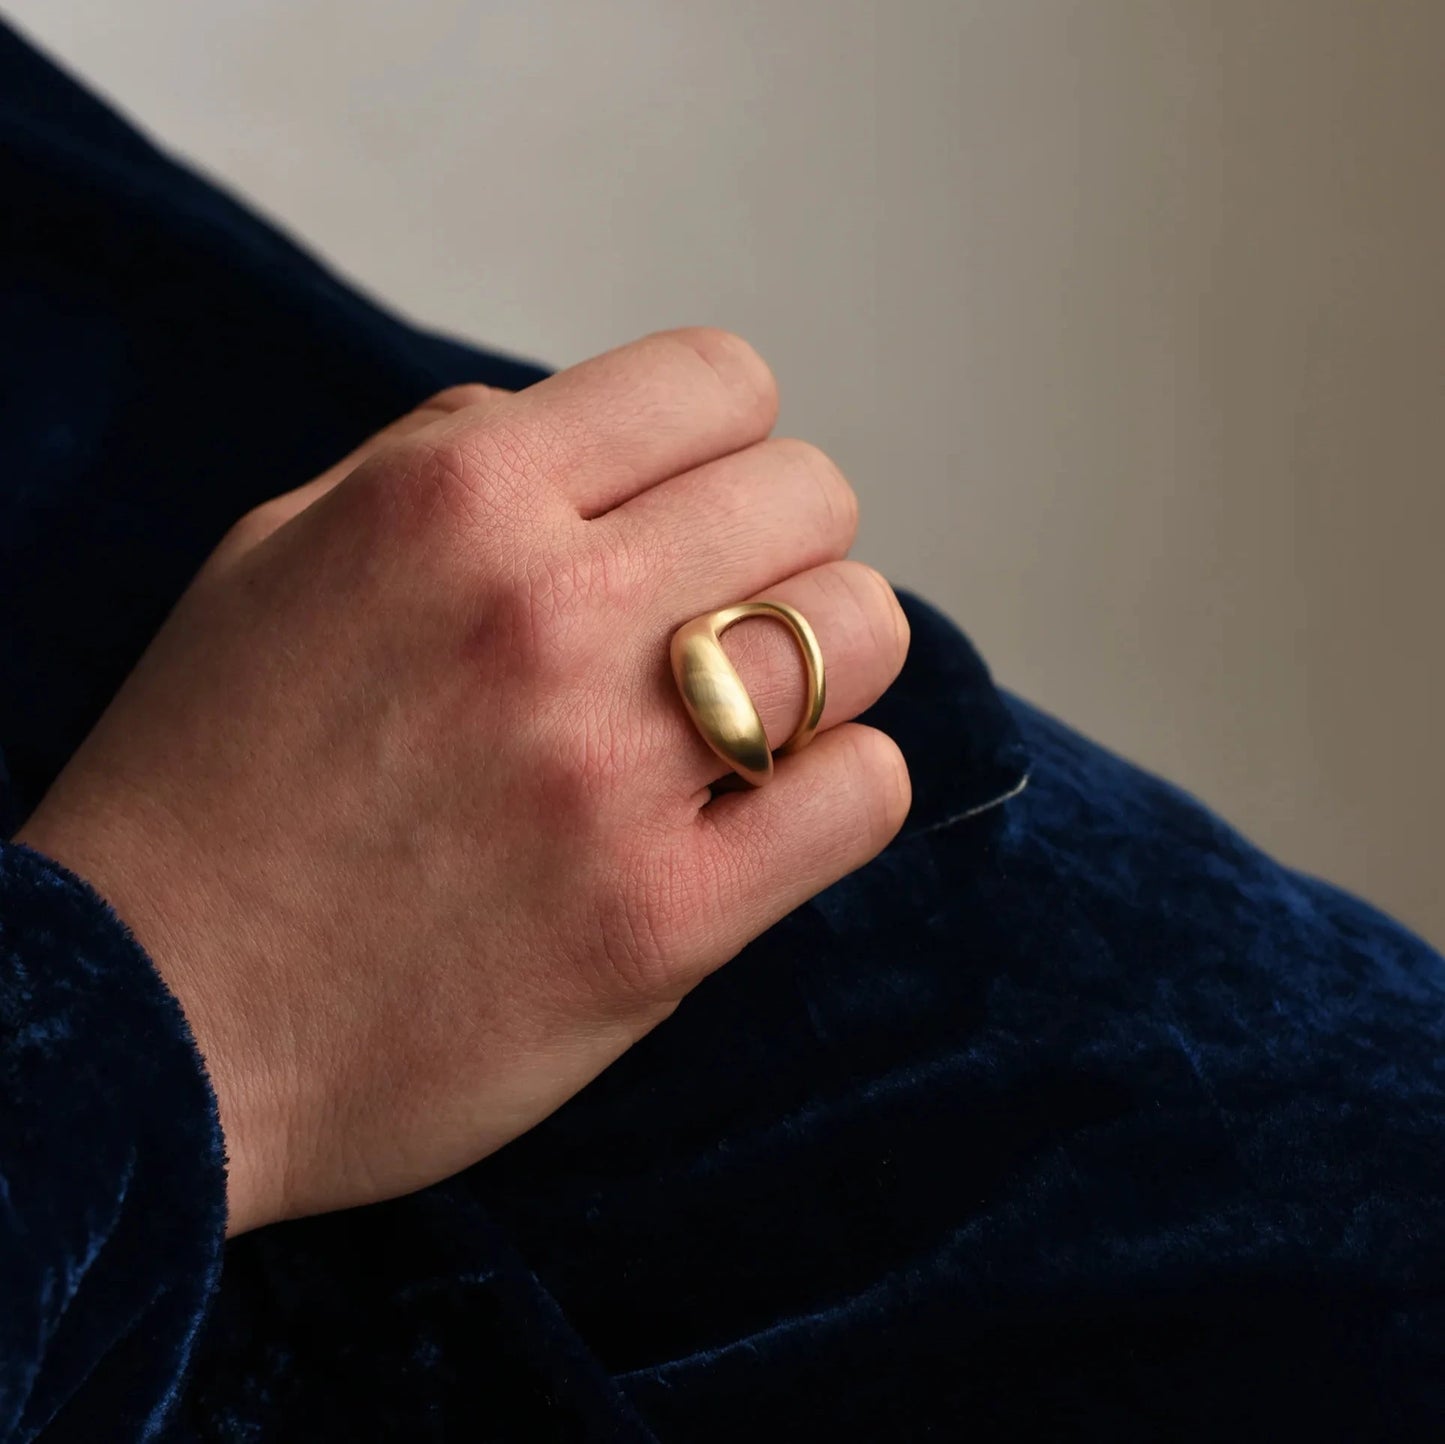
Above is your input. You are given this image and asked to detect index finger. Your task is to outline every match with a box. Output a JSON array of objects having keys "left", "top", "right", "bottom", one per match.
[{"left": 415, "top": 327, "right": 779, "bottom": 519}]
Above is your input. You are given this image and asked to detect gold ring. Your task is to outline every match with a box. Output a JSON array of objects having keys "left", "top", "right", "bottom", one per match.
[{"left": 669, "top": 601, "right": 826, "bottom": 787}]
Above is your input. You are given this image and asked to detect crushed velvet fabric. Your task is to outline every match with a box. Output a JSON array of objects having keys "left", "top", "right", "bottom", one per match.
[
  {"left": 0, "top": 845, "right": 227, "bottom": 1441},
  {"left": 1, "top": 17, "right": 1443, "bottom": 1442}
]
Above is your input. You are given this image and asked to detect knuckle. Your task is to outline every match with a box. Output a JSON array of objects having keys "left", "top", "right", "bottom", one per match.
[
  {"left": 400, "top": 435, "right": 486, "bottom": 520},
  {"left": 848, "top": 726, "right": 912, "bottom": 847},
  {"left": 470, "top": 536, "right": 638, "bottom": 692},
  {"left": 775, "top": 437, "right": 859, "bottom": 540},
  {"left": 523, "top": 538, "right": 638, "bottom": 634},
  {"left": 468, "top": 415, "right": 561, "bottom": 498},
  {"left": 478, "top": 561, "right": 586, "bottom": 687},
  {"left": 662, "top": 326, "right": 778, "bottom": 425},
  {"left": 846, "top": 560, "right": 910, "bottom": 662},
  {"left": 516, "top": 624, "right": 643, "bottom": 789},
  {"left": 884, "top": 747, "right": 914, "bottom": 838},
  {"left": 395, "top": 424, "right": 540, "bottom": 530}
]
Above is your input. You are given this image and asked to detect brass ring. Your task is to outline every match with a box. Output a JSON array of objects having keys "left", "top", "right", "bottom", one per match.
[{"left": 669, "top": 600, "right": 826, "bottom": 787}]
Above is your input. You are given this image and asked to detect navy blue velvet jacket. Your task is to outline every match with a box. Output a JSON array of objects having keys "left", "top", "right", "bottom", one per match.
[{"left": 1, "top": 19, "right": 1442, "bottom": 1442}]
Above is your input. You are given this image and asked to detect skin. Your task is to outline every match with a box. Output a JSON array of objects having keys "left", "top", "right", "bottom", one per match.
[{"left": 17, "top": 328, "right": 911, "bottom": 1236}]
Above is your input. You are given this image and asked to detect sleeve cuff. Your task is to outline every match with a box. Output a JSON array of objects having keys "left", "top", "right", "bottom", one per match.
[{"left": 0, "top": 841, "right": 227, "bottom": 1442}]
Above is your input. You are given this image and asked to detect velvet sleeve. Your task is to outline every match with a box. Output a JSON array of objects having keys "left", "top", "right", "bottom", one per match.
[{"left": 0, "top": 841, "right": 228, "bottom": 1443}]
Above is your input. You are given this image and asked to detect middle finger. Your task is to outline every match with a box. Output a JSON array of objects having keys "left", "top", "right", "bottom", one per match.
[{"left": 597, "top": 436, "right": 861, "bottom": 616}]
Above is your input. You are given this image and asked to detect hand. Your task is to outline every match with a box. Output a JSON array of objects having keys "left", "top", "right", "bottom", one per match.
[{"left": 17, "top": 329, "right": 911, "bottom": 1235}]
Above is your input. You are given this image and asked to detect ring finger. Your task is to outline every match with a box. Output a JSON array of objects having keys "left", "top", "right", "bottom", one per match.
[{"left": 648, "top": 558, "right": 911, "bottom": 799}]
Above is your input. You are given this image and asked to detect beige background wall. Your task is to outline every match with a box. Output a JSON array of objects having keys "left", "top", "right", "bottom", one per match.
[{"left": 10, "top": 2, "right": 1442, "bottom": 944}]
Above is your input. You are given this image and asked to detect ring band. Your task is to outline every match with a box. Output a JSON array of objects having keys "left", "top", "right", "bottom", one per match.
[{"left": 669, "top": 601, "right": 826, "bottom": 787}]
